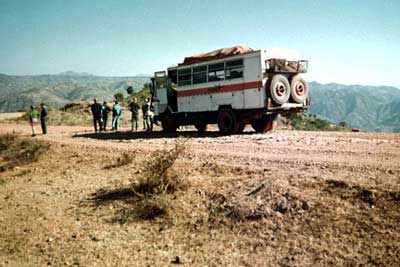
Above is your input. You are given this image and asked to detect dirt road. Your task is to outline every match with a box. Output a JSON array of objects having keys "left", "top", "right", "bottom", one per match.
[{"left": 0, "top": 122, "right": 399, "bottom": 266}]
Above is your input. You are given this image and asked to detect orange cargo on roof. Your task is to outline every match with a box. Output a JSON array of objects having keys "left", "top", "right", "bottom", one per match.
[{"left": 181, "top": 45, "right": 255, "bottom": 65}]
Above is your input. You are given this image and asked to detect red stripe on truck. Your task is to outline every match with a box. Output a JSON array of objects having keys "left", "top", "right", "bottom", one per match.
[{"left": 177, "top": 81, "right": 263, "bottom": 97}]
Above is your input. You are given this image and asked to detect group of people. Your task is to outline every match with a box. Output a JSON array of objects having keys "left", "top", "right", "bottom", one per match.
[
  {"left": 90, "top": 97, "right": 154, "bottom": 133},
  {"left": 27, "top": 97, "right": 154, "bottom": 136},
  {"left": 29, "top": 103, "right": 48, "bottom": 136}
]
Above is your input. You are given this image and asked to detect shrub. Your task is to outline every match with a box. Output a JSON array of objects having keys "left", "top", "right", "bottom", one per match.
[
  {"left": 0, "top": 134, "right": 17, "bottom": 152},
  {"left": 133, "top": 138, "right": 188, "bottom": 196},
  {"left": 0, "top": 134, "right": 50, "bottom": 171},
  {"left": 114, "top": 93, "right": 124, "bottom": 102},
  {"left": 93, "top": 139, "right": 189, "bottom": 222}
]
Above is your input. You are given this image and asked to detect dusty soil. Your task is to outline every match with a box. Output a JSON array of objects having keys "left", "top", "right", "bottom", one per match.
[{"left": 0, "top": 120, "right": 399, "bottom": 267}]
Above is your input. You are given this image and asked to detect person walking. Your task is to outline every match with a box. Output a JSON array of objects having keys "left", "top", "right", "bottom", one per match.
[
  {"left": 40, "top": 103, "right": 48, "bottom": 134},
  {"left": 129, "top": 97, "right": 140, "bottom": 131},
  {"left": 142, "top": 98, "right": 150, "bottom": 131},
  {"left": 29, "top": 105, "right": 40, "bottom": 137},
  {"left": 112, "top": 101, "right": 122, "bottom": 131},
  {"left": 101, "top": 101, "right": 111, "bottom": 131},
  {"left": 90, "top": 99, "right": 103, "bottom": 132}
]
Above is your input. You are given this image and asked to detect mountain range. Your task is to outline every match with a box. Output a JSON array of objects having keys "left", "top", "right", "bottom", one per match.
[
  {"left": 0, "top": 73, "right": 399, "bottom": 132},
  {"left": 0, "top": 72, "right": 150, "bottom": 112},
  {"left": 308, "top": 82, "right": 400, "bottom": 132}
]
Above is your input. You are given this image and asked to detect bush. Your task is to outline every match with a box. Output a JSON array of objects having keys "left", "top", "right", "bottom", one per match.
[
  {"left": 114, "top": 93, "right": 124, "bottom": 102},
  {"left": 133, "top": 138, "right": 188, "bottom": 196},
  {"left": 93, "top": 139, "right": 189, "bottom": 222},
  {"left": 0, "top": 134, "right": 17, "bottom": 152},
  {"left": 284, "top": 113, "right": 350, "bottom": 131},
  {"left": 126, "top": 86, "right": 134, "bottom": 95},
  {"left": 0, "top": 134, "right": 50, "bottom": 171}
]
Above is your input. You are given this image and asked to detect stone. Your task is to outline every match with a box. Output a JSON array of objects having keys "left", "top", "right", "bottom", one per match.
[{"left": 275, "top": 197, "right": 288, "bottom": 213}]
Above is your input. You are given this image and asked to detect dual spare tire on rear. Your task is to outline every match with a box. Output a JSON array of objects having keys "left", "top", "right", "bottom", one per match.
[{"left": 269, "top": 74, "right": 308, "bottom": 104}]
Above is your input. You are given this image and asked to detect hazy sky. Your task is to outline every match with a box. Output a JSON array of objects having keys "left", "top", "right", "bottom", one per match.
[{"left": 0, "top": 0, "right": 399, "bottom": 86}]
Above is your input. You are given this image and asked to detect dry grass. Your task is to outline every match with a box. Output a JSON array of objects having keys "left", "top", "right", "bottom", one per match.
[
  {"left": 132, "top": 138, "right": 188, "bottom": 196},
  {"left": 93, "top": 139, "right": 189, "bottom": 222},
  {"left": 104, "top": 152, "right": 134, "bottom": 169},
  {"left": 0, "top": 134, "right": 50, "bottom": 172}
]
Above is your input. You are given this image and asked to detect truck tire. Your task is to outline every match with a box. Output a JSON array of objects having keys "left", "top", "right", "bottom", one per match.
[
  {"left": 269, "top": 75, "right": 290, "bottom": 105},
  {"left": 217, "top": 109, "right": 239, "bottom": 134},
  {"left": 251, "top": 114, "right": 277, "bottom": 133},
  {"left": 195, "top": 122, "right": 207, "bottom": 132},
  {"left": 290, "top": 74, "right": 308, "bottom": 103},
  {"left": 237, "top": 123, "right": 246, "bottom": 133},
  {"left": 161, "top": 114, "right": 177, "bottom": 133}
]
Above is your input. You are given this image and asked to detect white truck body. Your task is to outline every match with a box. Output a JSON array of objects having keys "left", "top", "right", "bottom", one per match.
[{"left": 152, "top": 47, "right": 309, "bottom": 133}]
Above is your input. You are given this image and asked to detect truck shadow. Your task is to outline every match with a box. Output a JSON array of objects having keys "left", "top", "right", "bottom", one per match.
[{"left": 73, "top": 130, "right": 255, "bottom": 140}]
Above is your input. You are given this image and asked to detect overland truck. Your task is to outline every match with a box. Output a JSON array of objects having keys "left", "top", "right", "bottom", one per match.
[{"left": 151, "top": 46, "right": 309, "bottom": 133}]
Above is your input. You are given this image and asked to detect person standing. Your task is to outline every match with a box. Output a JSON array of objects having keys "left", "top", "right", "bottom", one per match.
[
  {"left": 112, "top": 101, "right": 122, "bottom": 131},
  {"left": 90, "top": 99, "right": 103, "bottom": 132},
  {"left": 101, "top": 101, "right": 111, "bottom": 131},
  {"left": 129, "top": 97, "right": 140, "bottom": 131},
  {"left": 40, "top": 103, "right": 48, "bottom": 134},
  {"left": 147, "top": 101, "right": 154, "bottom": 132},
  {"left": 29, "top": 105, "right": 40, "bottom": 137},
  {"left": 142, "top": 98, "right": 150, "bottom": 131}
]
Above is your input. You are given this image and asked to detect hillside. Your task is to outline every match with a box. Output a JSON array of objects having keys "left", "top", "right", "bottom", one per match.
[
  {"left": 0, "top": 72, "right": 149, "bottom": 112},
  {"left": 308, "top": 82, "right": 400, "bottom": 132}
]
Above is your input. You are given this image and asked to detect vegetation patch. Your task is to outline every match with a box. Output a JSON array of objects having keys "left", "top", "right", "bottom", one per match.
[
  {"left": 283, "top": 113, "right": 351, "bottom": 131},
  {"left": 132, "top": 139, "right": 188, "bottom": 196},
  {"left": 93, "top": 139, "right": 188, "bottom": 222},
  {"left": 0, "top": 134, "right": 50, "bottom": 172},
  {"left": 104, "top": 152, "right": 134, "bottom": 169}
]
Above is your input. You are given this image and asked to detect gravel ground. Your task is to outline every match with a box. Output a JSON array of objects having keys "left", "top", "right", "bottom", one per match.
[{"left": 0, "top": 120, "right": 399, "bottom": 266}]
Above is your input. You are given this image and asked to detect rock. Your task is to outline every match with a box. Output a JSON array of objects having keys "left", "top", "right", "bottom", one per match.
[
  {"left": 171, "top": 256, "right": 184, "bottom": 264},
  {"left": 275, "top": 197, "right": 288, "bottom": 213},
  {"left": 301, "top": 200, "right": 310, "bottom": 210}
]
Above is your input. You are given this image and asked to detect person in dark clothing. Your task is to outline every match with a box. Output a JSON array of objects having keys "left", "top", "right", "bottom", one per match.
[
  {"left": 40, "top": 103, "right": 48, "bottom": 134},
  {"left": 129, "top": 97, "right": 140, "bottom": 131},
  {"left": 90, "top": 98, "right": 103, "bottom": 132},
  {"left": 142, "top": 98, "right": 150, "bottom": 130},
  {"left": 101, "top": 101, "right": 111, "bottom": 131}
]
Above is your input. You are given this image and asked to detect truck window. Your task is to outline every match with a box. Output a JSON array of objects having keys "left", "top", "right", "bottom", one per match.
[
  {"left": 178, "top": 68, "right": 192, "bottom": 86},
  {"left": 225, "top": 59, "right": 243, "bottom": 80},
  {"left": 208, "top": 62, "right": 225, "bottom": 82},
  {"left": 193, "top": 65, "right": 207, "bottom": 84}
]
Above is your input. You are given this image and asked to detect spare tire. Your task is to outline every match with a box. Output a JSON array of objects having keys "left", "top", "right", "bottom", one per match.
[
  {"left": 269, "top": 75, "right": 291, "bottom": 105},
  {"left": 290, "top": 74, "right": 308, "bottom": 103}
]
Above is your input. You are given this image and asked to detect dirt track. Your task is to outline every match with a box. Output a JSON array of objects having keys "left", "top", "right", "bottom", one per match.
[{"left": 0, "top": 121, "right": 399, "bottom": 266}]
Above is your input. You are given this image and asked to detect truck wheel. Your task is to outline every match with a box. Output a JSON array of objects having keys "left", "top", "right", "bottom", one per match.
[
  {"left": 217, "top": 109, "right": 239, "bottom": 134},
  {"left": 251, "top": 115, "right": 276, "bottom": 133},
  {"left": 290, "top": 74, "right": 308, "bottom": 103},
  {"left": 269, "top": 74, "right": 290, "bottom": 105},
  {"left": 161, "top": 114, "right": 177, "bottom": 132},
  {"left": 195, "top": 122, "right": 207, "bottom": 132},
  {"left": 237, "top": 123, "right": 246, "bottom": 133}
]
